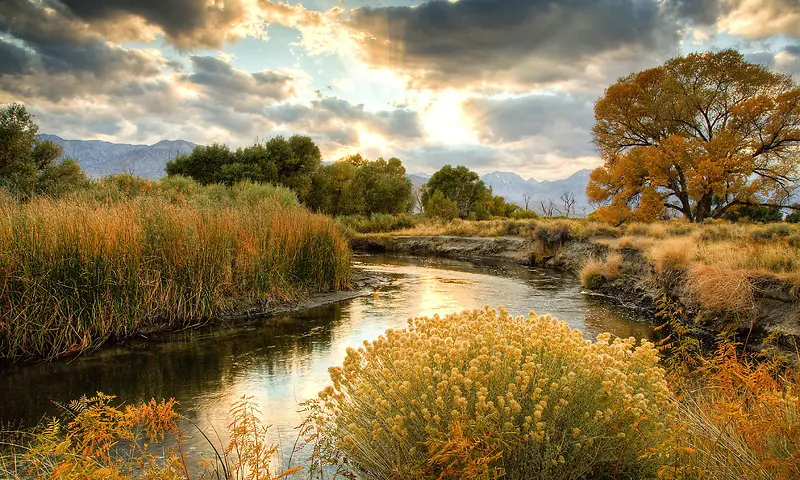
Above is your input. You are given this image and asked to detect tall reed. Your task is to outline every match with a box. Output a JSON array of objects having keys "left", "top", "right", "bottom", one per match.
[{"left": 0, "top": 195, "right": 350, "bottom": 361}]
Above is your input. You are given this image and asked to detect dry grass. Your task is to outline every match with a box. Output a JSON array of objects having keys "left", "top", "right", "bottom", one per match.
[
  {"left": 684, "top": 264, "right": 755, "bottom": 314},
  {"left": 580, "top": 252, "right": 623, "bottom": 289},
  {"left": 0, "top": 194, "right": 351, "bottom": 361},
  {"left": 648, "top": 238, "right": 697, "bottom": 274}
]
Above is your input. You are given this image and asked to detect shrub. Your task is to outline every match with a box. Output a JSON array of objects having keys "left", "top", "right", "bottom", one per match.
[
  {"left": 663, "top": 342, "right": 800, "bottom": 479},
  {"left": 313, "top": 307, "right": 673, "bottom": 479},
  {"left": 511, "top": 209, "right": 539, "bottom": 220},
  {"left": 648, "top": 238, "right": 695, "bottom": 274},
  {"left": 579, "top": 258, "right": 606, "bottom": 290},
  {"left": 425, "top": 190, "right": 459, "bottom": 221},
  {"left": 0, "top": 393, "right": 301, "bottom": 479},
  {"left": 684, "top": 264, "right": 754, "bottom": 314},
  {"left": 533, "top": 221, "right": 573, "bottom": 249},
  {"left": 580, "top": 253, "right": 623, "bottom": 289}
]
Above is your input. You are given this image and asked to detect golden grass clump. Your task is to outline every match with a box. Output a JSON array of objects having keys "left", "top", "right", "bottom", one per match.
[
  {"left": 684, "top": 264, "right": 755, "bottom": 314},
  {"left": 580, "top": 252, "right": 623, "bottom": 289},
  {"left": 313, "top": 307, "right": 673, "bottom": 479},
  {"left": 0, "top": 195, "right": 351, "bottom": 361},
  {"left": 647, "top": 238, "right": 697, "bottom": 274}
]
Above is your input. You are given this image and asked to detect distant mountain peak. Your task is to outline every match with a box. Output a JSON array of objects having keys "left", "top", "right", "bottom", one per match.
[{"left": 40, "top": 134, "right": 197, "bottom": 180}]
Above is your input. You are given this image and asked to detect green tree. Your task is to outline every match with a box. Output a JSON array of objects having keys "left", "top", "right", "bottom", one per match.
[
  {"left": 0, "top": 103, "right": 86, "bottom": 198},
  {"left": 588, "top": 49, "right": 800, "bottom": 224},
  {"left": 166, "top": 135, "right": 322, "bottom": 203},
  {"left": 721, "top": 204, "right": 784, "bottom": 223},
  {"left": 36, "top": 159, "right": 88, "bottom": 196},
  {"left": 424, "top": 190, "right": 459, "bottom": 220},
  {"left": 351, "top": 157, "right": 413, "bottom": 215},
  {"left": 486, "top": 193, "right": 518, "bottom": 217},
  {"left": 422, "top": 165, "right": 490, "bottom": 218},
  {"left": 165, "top": 143, "right": 235, "bottom": 185},
  {"left": 307, "top": 160, "right": 360, "bottom": 215}
]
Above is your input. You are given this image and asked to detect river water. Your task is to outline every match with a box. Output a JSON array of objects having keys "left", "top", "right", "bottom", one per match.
[{"left": 0, "top": 254, "right": 655, "bottom": 467}]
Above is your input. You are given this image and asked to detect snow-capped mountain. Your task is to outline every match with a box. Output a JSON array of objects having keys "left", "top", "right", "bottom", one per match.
[
  {"left": 39, "top": 134, "right": 197, "bottom": 180},
  {"left": 481, "top": 169, "right": 593, "bottom": 216}
]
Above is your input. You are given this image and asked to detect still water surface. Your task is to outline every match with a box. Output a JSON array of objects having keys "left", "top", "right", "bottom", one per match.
[{"left": 0, "top": 254, "right": 655, "bottom": 463}]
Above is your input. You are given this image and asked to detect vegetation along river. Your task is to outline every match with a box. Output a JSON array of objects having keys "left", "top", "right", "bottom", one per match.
[{"left": 0, "top": 254, "right": 655, "bottom": 464}]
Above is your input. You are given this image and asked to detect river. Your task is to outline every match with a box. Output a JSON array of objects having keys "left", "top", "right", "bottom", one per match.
[{"left": 0, "top": 254, "right": 656, "bottom": 468}]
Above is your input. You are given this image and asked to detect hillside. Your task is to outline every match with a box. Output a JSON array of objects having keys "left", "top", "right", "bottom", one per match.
[{"left": 40, "top": 134, "right": 196, "bottom": 180}]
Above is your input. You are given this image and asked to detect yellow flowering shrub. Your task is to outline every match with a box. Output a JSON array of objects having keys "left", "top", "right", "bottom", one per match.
[{"left": 315, "top": 306, "right": 673, "bottom": 479}]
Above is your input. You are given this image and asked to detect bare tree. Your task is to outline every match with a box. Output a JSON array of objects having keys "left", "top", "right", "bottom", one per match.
[
  {"left": 558, "top": 192, "right": 576, "bottom": 218},
  {"left": 539, "top": 199, "right": 556, "bottom": 217},
  {"left": 412, "top": 186, "right": 425, "bottom": 213},
  {"left": 522, "top": 192, "right": 532, "bottom": 211}
]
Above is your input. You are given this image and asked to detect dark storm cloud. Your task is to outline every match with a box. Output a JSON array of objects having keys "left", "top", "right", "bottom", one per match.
[
  {"left": 57, "top": 0, "right": 254, "bottom": 48},
  {"left": 186, "top": 56, "right": 296, "bottom": 110},
  {"left": 0, "top": 39, "right": 35, "bottom": 74},
  {"left": 664, "top": 0, "right": 725, "bottom": 25},
  {"left": 0, "top": 0, "right": 164, "bottom": 101},
  {"left": 347, "top": 0, "right": 681, "bottom": 89}
]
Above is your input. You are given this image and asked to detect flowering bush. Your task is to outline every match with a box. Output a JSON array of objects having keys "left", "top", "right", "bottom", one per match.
[{"left": 314, "top": 306, "right": 673, "bottom": 479}]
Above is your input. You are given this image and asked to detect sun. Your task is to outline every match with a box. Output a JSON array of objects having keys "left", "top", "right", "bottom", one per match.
[{"left": 421, "top": 90, "right": 477, "bottom": 145}]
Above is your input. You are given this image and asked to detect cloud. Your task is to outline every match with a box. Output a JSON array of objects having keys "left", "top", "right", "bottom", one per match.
[
  {"left": 0, "top": 38, "right": 35, "bottom": 75},
  {"left": 185, "top": 56, "right": 297, "bottom": 113},
  {"left": 345, "top": 0, "right": 681, "bottom": 90},
  {"left": 57, "top": 0, "right": 265, "bottom": 48},
  {"left": 664, "top": 0, "right": 725, "bottom": 26},
  {"left": 718, "top": 0, "right": 800, "bottom": 39},
  {"left": 266, "top": 96, "right": 423, "bottom": 144}
]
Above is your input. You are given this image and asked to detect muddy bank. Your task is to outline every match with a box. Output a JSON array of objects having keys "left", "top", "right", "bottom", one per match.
[{"left": 351, "top": 235, "right": 800, "bottom": 342}]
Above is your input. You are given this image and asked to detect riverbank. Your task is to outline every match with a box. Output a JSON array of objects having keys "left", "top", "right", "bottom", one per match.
[
  {"left": 0, "top": 189, "right": 352, "bottom": 362},
  {"left": 351, "top": 230, "right": 800, "bottom": 345}
]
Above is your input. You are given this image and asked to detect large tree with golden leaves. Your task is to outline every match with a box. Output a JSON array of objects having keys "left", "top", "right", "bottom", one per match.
[{"left": 587, "top": 50, "right": 800, "bottom": 223}]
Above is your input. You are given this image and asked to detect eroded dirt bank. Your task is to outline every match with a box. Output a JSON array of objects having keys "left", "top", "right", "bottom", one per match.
[{"left": 351, "top": 235, "right": 800, "bottom": 343}]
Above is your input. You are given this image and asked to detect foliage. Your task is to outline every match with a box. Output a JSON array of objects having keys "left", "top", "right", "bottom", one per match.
[
  {"left": 308, "top": 157, "right": 413, "bottom": 216},
  {"left": 424, "top": 190, "right": 459, "bottom": 221},
  {"left": 658, "top": 338, "right": 800, "bottom": 480},
  {"left": 85, "top": 174, "right": 301, "bottom": 208},
  {"left": 588, "top": 49, "right": 800, "bottom": 224},
  {"left": 0, "top": 195, "right": 350, "bottom": 361},
  {"left": 311, "top": 307, "right": 673, "bottom": 479},
  {"left": 786, "top": 207, "right": 800, "bottom": 223},
  {"left": 165, "top": 135, "right": 321, "bottom": 202},
  {"left": 720, "top": 204, "right": 784, "bottom": 223},
  {"left": 0, "top": 103, "right": 87, "bottom": 199},
  {"left": 336, "top": 213, "right": 417, "bottom": 234},
  {"left": 485, "top": 194, "right": 518, "bottom": 218},
  {"left": 422, "top": 165, "right": 490, "bottom": 219},
  {"left": 0, "top": 393, "right": 302, "bottom": 479}
]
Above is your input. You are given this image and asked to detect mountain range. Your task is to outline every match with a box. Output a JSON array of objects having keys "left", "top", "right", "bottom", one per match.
[
  {"left": 42, "top": 135, "right": 593, "bottom": 214},
  {"left": 40, "top": 134, "right": 197, "bottom": 180},
  {"left": 408, "top": 170, "right": 593, "bottom": 216}
]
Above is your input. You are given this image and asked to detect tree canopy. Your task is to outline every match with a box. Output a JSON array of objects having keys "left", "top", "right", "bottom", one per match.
[
  {"left": 422, "top": 165, "right": 490, "bottom": 219},
  {"left": 587, "top": 49, "right": 800, "bottom": 223},
  {"left": 165, "top": 135, "right": 322, "bottom": 202},
  {"left": 307, "top": 156, "right": 413, "bottom": 216},
  {"left": 0, "top": 103, "right": 87, "bottom": 199}
]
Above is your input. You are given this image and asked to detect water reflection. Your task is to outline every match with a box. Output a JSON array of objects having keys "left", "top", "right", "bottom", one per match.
[{"left": 0, "top": 254, "right": 656, "bottom": 462}]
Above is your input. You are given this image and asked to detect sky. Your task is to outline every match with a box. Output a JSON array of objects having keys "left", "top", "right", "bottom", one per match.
[{"left": 1, "top": 0, "right": 799, "bottom": 180}]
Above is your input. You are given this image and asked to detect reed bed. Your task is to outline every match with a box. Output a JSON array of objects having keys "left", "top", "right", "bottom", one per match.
[{"left": 0, "top": 195, "right": 350, "bottom": 361}]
